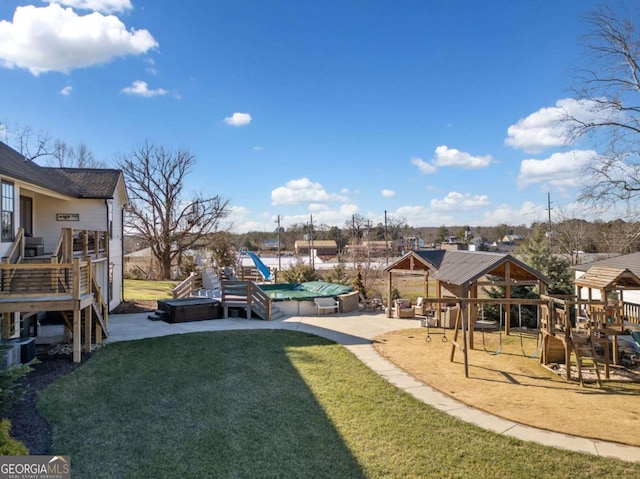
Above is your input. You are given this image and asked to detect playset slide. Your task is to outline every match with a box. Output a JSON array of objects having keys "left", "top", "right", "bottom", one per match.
[{"left": 242, "top": 251, "right": 273, "bottom": 281}]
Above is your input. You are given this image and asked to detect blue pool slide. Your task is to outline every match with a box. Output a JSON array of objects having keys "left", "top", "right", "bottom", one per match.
[{"left": 242, "top": 251, "right": 273, "bottom": 281}]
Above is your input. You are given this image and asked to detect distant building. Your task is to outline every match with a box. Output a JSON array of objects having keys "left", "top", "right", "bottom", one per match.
[
  {"left": 501, "top": 234, "right": 524, "bottom": 245},
  {"left": 294, "top": 239, "right": 338, "bottom": 258},
  {"left": 343, "top": 240, "right": 393, "bottom": 258},
  {"left": 263, "top": 239, "right": 279, "bottom": 250},
  {"left": 403, "top": 236, "right": 424, "bottom": 250}
]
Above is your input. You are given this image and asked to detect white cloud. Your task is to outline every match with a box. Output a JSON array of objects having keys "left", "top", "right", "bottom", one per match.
[
  {"left": 263, "top": 203, "right": 359, "bottom": 233},
  {"left": 411, "top": 156, "right": 437, "bottom": 174},
  {"left": 0, "top": 4, "right": 157, "bottom": 75},
  {"left": 308, "top": 203, "right": 330, "bottom": 212},
  {"left": 517, "top": 149, "right": 597, "bottom": 190},
  {"left": 121, "top": 80, "right": 168, "bottom": 97},
  {"left": 411, "top": 146, "right": 491, "bottom": 174},
  {"left": 381, "top": 189, "right": 395, "bottom": 198},
  {"left": 253, "top": 146, "right": 264, "bottom": 151},
  {"left": 480, "top": 201, "right": 546, "bottom": 226},
  {"left": 144, "top": 57, "right": 156, "bottom": 75},
  {"left": 393, "top": 205, "right": 454, "bottom": 226},
  {"left": 60, "top": 85, "right": 72, "bottom": 95},
  {"left": 224, "top": 112, "right": 251, "bottom": 127},
  {"left": 433, "top": 145, "right": 492, "bottom": 169},
  {"left": 430, "top": 191, "right": 490, "bottom": 211},
  {"left": 505, "top": 98, "right": 603, "bottom": 153},
  {"left": 271, "top": 177, "right": 349, "bottom": 206},
  {"left": 47, "top": 0, "right": 133, "bottom": 14}
]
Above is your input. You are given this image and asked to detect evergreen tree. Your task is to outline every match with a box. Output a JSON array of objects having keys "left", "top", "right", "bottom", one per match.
[{"left": 518, "top": 229, "right": 573, "bottom": 295}]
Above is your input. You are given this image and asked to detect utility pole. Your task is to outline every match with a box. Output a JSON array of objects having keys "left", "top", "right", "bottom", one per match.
[
  {"left": 546, "top": 192, "right": 553, "bottom": 238},
  {"left": 364, "top": 219, "right": 372, "bottom": 264},
  {"left": 308, "top": 214, "right": 314, "bottom": 270},
  {"left": 352, "top": 214, "right": 357, "bottom": 271},
  {"left": 275, "top": 215, "right": 281, "bottom": 271},
  {"left": 384, "top": 210, "right": 389, "bottom": 266}
]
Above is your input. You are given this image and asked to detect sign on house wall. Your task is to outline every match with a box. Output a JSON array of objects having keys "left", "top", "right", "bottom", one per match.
[{"left": 56, "top": 213, "right": 79, "bottom": 221}]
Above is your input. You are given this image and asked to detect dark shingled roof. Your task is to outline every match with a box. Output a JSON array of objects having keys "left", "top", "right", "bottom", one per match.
[
  {"left": 55, "top": 168, "right": 122, "bottom": 198},
  {"left": 387, "top": 249, "right": 549, "bottom": 287},
  {"left": 0, "top": 141, "right": 121, "bottom": 198}
]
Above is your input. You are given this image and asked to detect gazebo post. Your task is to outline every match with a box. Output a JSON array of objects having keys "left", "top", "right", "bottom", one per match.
[
  {"left": 461, "top": 288, "right": 469, "bottom": 378},
  {"left": 386, "top": 270, "right": 393, "bottom": 318},
  {"left": 468, "top": 285, "right": 477, "bottom": 350},
  {"left": 505, "top": 262, "right": 511, "bottom": 335}
]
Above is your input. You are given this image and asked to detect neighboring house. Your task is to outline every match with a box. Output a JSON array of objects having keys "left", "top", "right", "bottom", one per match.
[
  {"left": 294, "top": 239, "right": 338, "bottom": 258},
  {"left": 501, "top": 234, "right": 524, "bottom": 245},
  {"left": 0, "top": 141, "right": 127, "bottom": 361},
  {"left": 124, "top": 246, "right": 195, "bottom": 279}
]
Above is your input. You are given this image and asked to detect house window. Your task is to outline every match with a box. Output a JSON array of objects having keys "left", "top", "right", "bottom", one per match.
[{"left": 1, "top": 181, "right": 14, "bottom": 242}]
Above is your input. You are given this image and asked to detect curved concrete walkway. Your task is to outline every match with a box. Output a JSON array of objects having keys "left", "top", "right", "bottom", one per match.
[{"left": 104, "top": 311, "right": 640, "bottom": 464}]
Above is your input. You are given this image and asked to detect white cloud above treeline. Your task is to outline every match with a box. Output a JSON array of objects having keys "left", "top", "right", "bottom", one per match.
[
  {"left": 430, "top": 191, "right": 490, "bottom": 211},
  {"left": 505, "top": 98, "right": 603, "bottom": 154},
  {"left": 412, "top": 146, "right": 492, "bottom": 174},
  {"left": 271, "top": 177, "right": 349, "bottom": 206},
  {"left": 432, "top": 146, "right": 492, "bottom": 169},
  {"left": 121, "top": 80, "right": 168, "bottom": 97},
  {"left": 517, "top": 150, "right": 597, "bottom": 190},
  {"left": 0, "top": 4, "right": 157, "bottom": 75},
  {"left": 381, "top": 189, "right": 395, "bottom": 198},
  {"left": 224, "top": 112, "right": 252, "bottom": 127},
  {"left": 47, "top": 0, "right": 133, "bottom": 14}
]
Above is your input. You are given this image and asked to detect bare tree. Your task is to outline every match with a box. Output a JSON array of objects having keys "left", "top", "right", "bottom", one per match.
[
  {"left": 598, "top": 219, "right": 640, "bottom": 254},
  {"left": 7, "top": 123, "right": 105, "bottom": 167},
  {"left": 51, "top": 140, "right": 105, "bottom": 168},
  {"left": 13, "top": 125, "right": 53, "bottom": 161},
  {"left": 566, "top": 6, "right": 640, "bottom": 214},
  {"left": 550, "top": 209, "right": 590, "bottom": 265},
  {"left": 119, "top": 142, "right": 231, "bottom": 280}
]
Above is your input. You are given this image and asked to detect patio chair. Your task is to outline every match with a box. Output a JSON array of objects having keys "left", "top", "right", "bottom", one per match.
[
  {"left": 395, "top": 298, "right": 415, "bottom": 319},
  {"left": 371, "top": 293, "right": 384, "bottom": 311},
  {"left": 359, "top": 293, "right": 374, "bottom": 311}
]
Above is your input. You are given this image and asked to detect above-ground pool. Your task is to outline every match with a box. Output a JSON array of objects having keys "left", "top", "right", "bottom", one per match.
[{"left": 260, "top": 281, "right": 354, "bottom": 315}]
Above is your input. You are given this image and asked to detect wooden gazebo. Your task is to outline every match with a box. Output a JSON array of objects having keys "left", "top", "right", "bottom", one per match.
[{"left": 385, "top": 250, "right": 549, "bottom": 376}]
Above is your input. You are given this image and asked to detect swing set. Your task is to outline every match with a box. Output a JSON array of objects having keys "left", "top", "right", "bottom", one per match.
[
  {"left": 422, "top": 296, "right": 548, "bottom": 378},
  {"left": 478, "top": 303, "right": 540, "bottom": 357}
]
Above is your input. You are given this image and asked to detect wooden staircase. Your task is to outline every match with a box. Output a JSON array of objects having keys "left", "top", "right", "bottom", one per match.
[
  {"left": 569, "top": 334, "right": 602, "bottom": 387},
  {"left": 221, "top": 281, "right": 282, "bottom": 320},
  {"left": 1, "top": 228, "right": 110, "bottom": 362}
]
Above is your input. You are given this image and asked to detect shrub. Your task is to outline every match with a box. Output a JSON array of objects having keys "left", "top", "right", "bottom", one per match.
[
  {"left": 0, "top": 419, "right": 28, "bottom": 455},
  {"left": 0, "top": 356, "right": 33, "bottom": 417},
  {"left": 280, "top": 258, "right": 319, "bottom": 283}
]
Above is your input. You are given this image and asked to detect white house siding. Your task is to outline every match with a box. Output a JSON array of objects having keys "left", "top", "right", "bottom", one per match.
[
  {"left": 108, "top": 187, "right": 126, "bottom": 310},
  {"left": 3, "top": 180, "right": 127, "bottom": 311},
  {"left": 36, "top": 196, "right": 107, "bottom": 250}
]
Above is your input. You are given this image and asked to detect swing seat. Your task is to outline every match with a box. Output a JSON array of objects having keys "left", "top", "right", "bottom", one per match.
[
  {"left": 475, "top": 319, "right": 498, "bottom": 331},
  {"left": 420, "top": 317, "right": 437, "bottom": 328}
]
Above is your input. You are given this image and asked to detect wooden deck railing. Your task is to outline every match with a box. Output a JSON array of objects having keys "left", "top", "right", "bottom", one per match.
[
  {"left": 172, "top": 271, "right": 203, "bottom": 299},
  {"left": 623, "top": 302, "right": 640, "bottom": 324},
  {"left": 0, "top": 258, "right": 90, "bottom": 298},
  {"left": 53, "top": 228, "right": 109, "bottom": 264},
  {"left": 3, "top": 228, "right": 25, "bottom": 265}
]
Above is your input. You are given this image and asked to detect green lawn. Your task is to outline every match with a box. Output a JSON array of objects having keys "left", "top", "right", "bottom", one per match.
[
  {"left": 38, "top": 330, "right": 639, "bottom": 478},
  {"left": 123, "top": 279, "right": 177, "bottom": 301}
]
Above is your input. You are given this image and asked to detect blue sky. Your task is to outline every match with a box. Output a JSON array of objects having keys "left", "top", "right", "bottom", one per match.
[{"left": 0, "top": 0, "right": 627, "bottom": 233}]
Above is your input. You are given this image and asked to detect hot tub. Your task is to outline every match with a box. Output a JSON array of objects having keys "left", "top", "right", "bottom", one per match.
[{"left": 157, "top": 297, "right": 222, "bottom": 323}]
